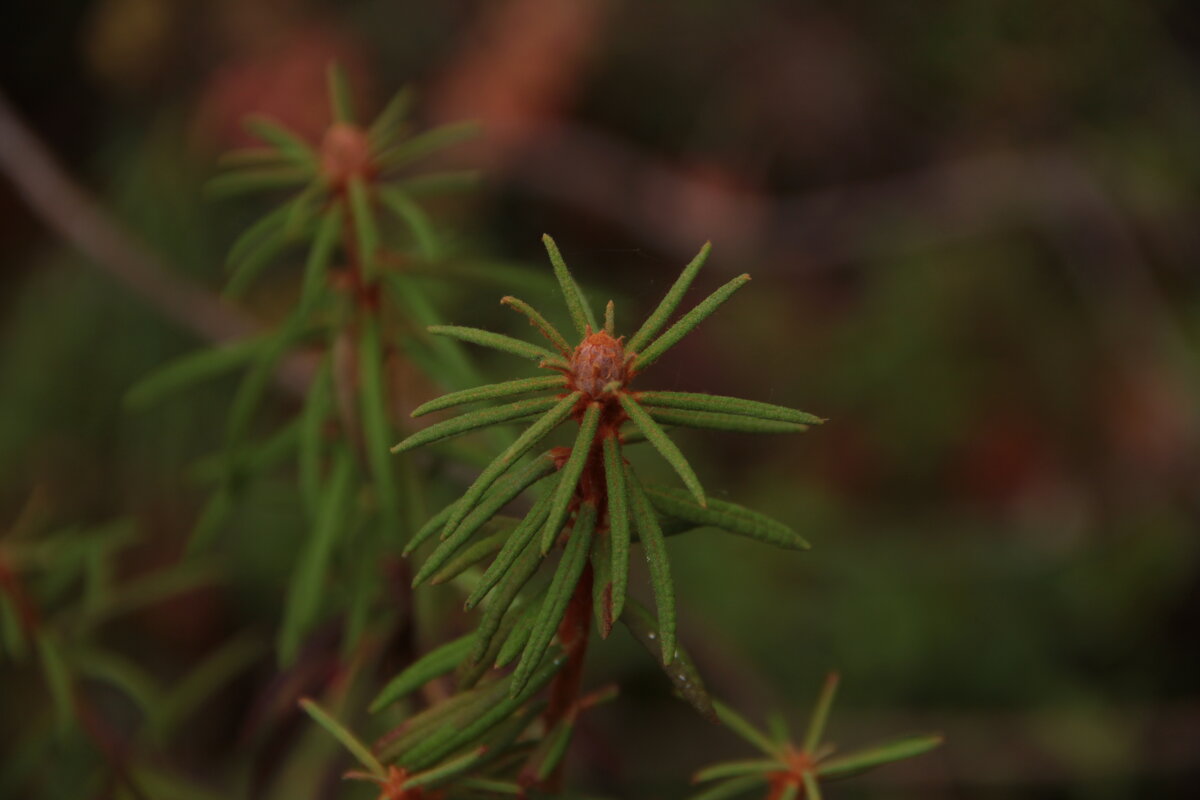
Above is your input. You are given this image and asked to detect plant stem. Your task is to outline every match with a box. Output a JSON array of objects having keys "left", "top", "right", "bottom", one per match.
[{"left": 541, "top": 560, "right": 594, "bottom": 791}]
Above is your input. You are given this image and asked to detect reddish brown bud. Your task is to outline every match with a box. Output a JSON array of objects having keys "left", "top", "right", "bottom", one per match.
[
  {"left": 570, "top": 331, "right": 626, "bottom": 398},
  {"left": 320, "top": 122, "right": 373, "bottom": 186}
]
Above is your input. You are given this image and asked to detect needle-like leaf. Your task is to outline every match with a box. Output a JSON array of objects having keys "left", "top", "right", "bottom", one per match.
[
  {"left": 189, "top": 489, "right": 232, "bottom": 553},
  {"left": 125, "top": 336, "right": 269, "bottom": 410},
  {"left": 367, "top": 86, "right": 414, "bottom": 149},
  {"left": 285, "top": 178, "right": 327, "bottom": 234},
  {"left": 693, "top": 759, "right": 787, "bottom": 783},
  {"left": 226, "top": 200, "right": 292, "bottom": 266},
  {"left": 245, "top": 116, "right": 317, "bottom": 164},
  {"left": 148, "top": 635, "right": 264, "bottom": 741},
  {"left": 0, "top": 593, "right": 25, "bottom": 660},
  {"left": 646, "top": 407, "right": 810, "bottom": 435},
  {"left": 370, "top": 634, "right": 475, "bottom": 712},
  {"left": 191, "top": 408, "right": 297, "bottom": 478},
  {"left": 427, "top": 324, "right": 562, "bottom": 363},
  {"left": 405, "top": 499, "right": 458, "bottom": 556},
  {"left": 802, "top": 772, "right": 823, "bottom": 800},
  {"left": 403, "top": 746, "right": 489, "bottom": 790},
  {"left": 619, "top": 394, "right": 706, "bottom": 507},
  {"left": 36, "top": 633, "right": 73, "bottom": 735},
  {"left": 392, "top": 395, "right": 560, "bottom": 454},
  {"left": 626, "top": 466, "right": 676, "bottom": 664},
  {"left": 713, "top": 701, "right": 781, "bottom": 758},
  {"left": 205, "top": 167, "right": 311, "bottom": 198},
  {"left": 636, "top": 391, "right": 823, "bottom": 426},
  {"left": 501, "top": 296, "right": 573, "bottom": 356},
  {"left": 299, "top": 359, "right": 331, "bottom": 522},
  {"left": 590, "top": 522, "right": 613, "bottom": 638},
  {"left": 299, "top": 201, "right": 342, "bottom": 311},
  {"left": 299, "top": 697, "right": 385, "bottom": 778},
  {"left": 347, "top": 176, "right": 378, "bottom": 278},
  {"left": 411, "top": 375, "right": 566, "bottom": 417},
  {"left": 539, "top": 403, "right": 601, "bottom": 553},
  {"left": 804, "top": 672, "right": 839, "bottom": 754},
  {"left": 279, "top": 447, "right": 354, "bottom": 663},
  {"left": 224, "top": 225, "right": 292, "bottom": 299},
  {"left": 493, "top": 586, "right": 548, "bottom": 668},
  {"left": 385, "top": 273, "right": 480, "bottom": 388},
  {"left": 604, "top": 299, "right": 615, "bottom": 334},
  {"left": 621, "top": 598, "right": 715, "bottom": 720},
  {"left": 644, "top": 485, "right": 810, "bottom": 550},
  {"left": 603, "top": 435, "right": 631, "bottom": 630},
  {"left": 687, "top": 774, "right": 769, "bottom": 800},
  {"left": 376, "top": 121, "right": 481, "bottom": 170},
  {"left": 626, "top": 241, "right": 711, "bottom": 353},
  {"left": 327, "top": 62, "right": 356, "bottom": 123},
  {"left": 75, "top": 559, "right": 217, "bottom": 627},
  {"left": 428, "top": 526, "right": 510, "bottom": 585},
  {"left": 541, "top": 234, "right": 597, "bottom": 336},
  {"left": 224, "top": 319, "right": 313, "bottom": 460},
  {"left": 456, "top": 778, "right": 523, "bottom": 795},
  {"left": 415, "top": 495, "right": 534, "bottom": 588},
  {"left": 767, "top": 711, "right": 792, "bottom": 746},
  {"left": 379, "top": 185, "right": 438, "bottom": 260},
  {"left": 513, "top": 503, "right": 596, "bottom": 695},
  {"left": 465, "top": 488, "right": 555, "bottom": 609},
  {"left": 528, "top": 715, "right": 576, "bottom": 782},
  {"left": 632, "top": 273, "right": 750, "bottom": 372},
  {"left": 816, "top": 734, "right": 943, "bottom": 778},
  {"left": 457, "top": 595, "right": 520, "bottom": 688},
  {"left": 404, "top": 652, "right": 565, "bottom": 770},
  {"left": 375, "top": 682, "right": 507, "bottom": 762},
  {"left": 470, "top": 526, "right": 548, "bottom": 662},
  {"left": 439, "top": 392, "right": 581, "bottom": 540},
  {"left": 438, "top": 450, "right": 556, "bottom": 543},
  {"left": 475, "top": 701, "right": 545, "bottom": 761}
]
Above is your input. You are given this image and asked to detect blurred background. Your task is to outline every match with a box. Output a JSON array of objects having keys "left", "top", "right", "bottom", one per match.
[{"left": 3, "top": 0, "right": 1200, "bottom": 797}]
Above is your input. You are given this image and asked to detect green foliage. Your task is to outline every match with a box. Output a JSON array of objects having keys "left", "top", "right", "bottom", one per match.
[
  {"left": 391, "top": 235, "right": 819, "bottom": 700},
  {"left": 278, "top": 446, "right": 355, "bottom": 663},
  {"left": 695, "top": 675, "right": 942, "bottom": 799},
  {"left": 15, "top": 6, "right": 1200, "bottom": 796},
  {"left": 124, "top": 64, "right": 494, "bottom": 667},
  {"left": 299, "top": 697, "right": 386, "bottom": 779},
  {"left": 0, "top": 507, "right": 256, "bottom": 794},
  {"left": 11, "top": 61, "right": 939, "bottom": 800},
  {"left": 622, "top": 598, "right": 715, "bottom": 720}
]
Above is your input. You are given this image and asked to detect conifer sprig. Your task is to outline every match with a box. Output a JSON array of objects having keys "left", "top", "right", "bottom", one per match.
[
  {"left": 392, "top": 235, "right": 822, "bottom": 696},
  {"left": 303, "top": 649, "right": 587, "bottom": 799},
  {"left": 693, "top": 674, "right": 943, "bottom": 799},
  {"left": 127, "top": 64, "right": 507, "bottom": 672},
  {"left": 207, "top": 63, "right": 479, "bottom": 288}
]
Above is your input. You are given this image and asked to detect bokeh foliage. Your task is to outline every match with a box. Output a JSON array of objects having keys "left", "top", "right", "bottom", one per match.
[{"left": 3, "top": 0, "right": 1200, "bottom": 797}]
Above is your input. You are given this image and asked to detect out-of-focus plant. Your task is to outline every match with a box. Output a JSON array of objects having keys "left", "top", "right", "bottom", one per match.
[
  {"left": 125, "top": 64, "right": 489, "bottom": 664},
  {"left": 294, "top": 235, "right": 819, "bottom": 795},
  {"left": 0, "top": 494, "right": 256, "bottom": 798},
  {"left": 694, "top": 674, "right": 942, "bottom": 800},
  {"left": 106, "top": 65, "right": 942, "bottom": 797}
]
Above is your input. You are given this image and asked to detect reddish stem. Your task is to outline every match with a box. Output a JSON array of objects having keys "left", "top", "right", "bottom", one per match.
[
  {"left": 540, "top": 560, "right": 594, "bottom": 791},
  {"left": 547, "top": 562, "right": 594, "bottom": 721},
  {"left": 334, "top": 192, "right": 380, "bottom": 312}
]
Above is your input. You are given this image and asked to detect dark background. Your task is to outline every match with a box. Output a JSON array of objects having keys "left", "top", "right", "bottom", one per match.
[{"left": 3, "top": 1, "right": 1200, "bottom": 797}]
